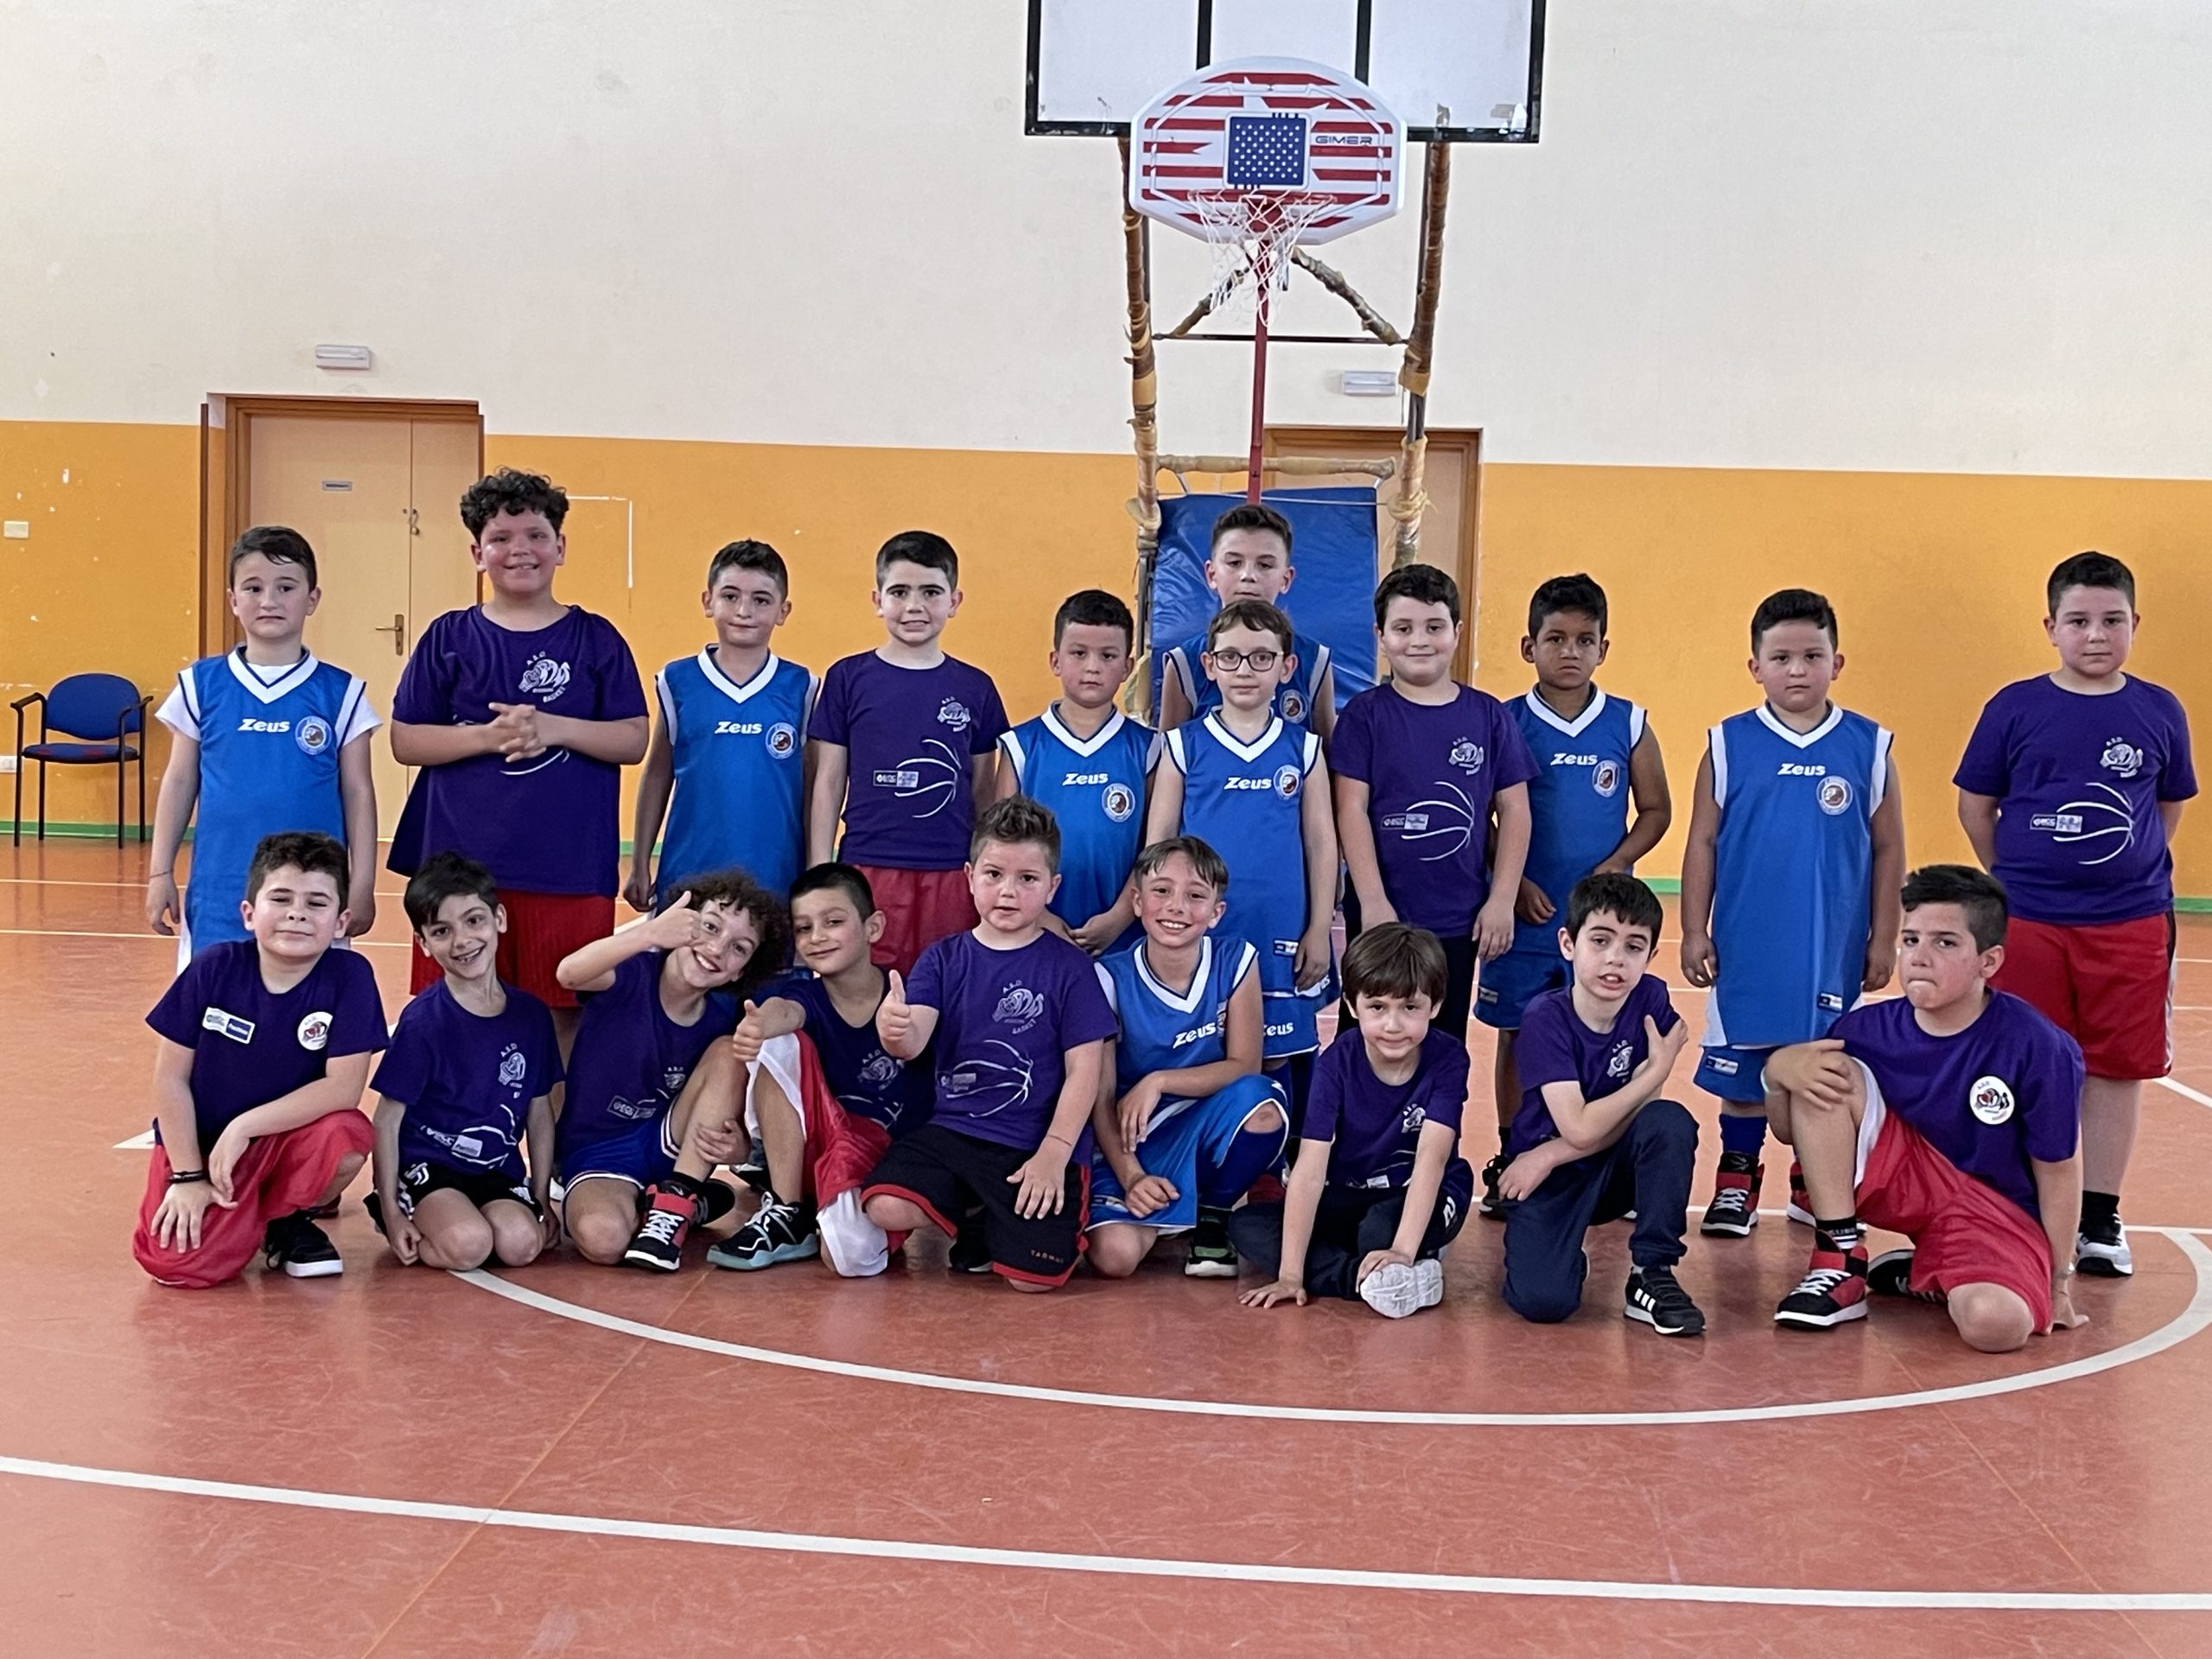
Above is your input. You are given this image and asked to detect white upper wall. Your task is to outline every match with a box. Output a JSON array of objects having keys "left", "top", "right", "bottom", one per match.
[{"left": 3, "top": 1, "right": 2208, "bottom": 474}]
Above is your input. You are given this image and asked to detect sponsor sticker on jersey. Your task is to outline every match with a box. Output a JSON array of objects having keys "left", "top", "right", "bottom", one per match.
[{"left": 201, "top": 1007, "right": 256, "bottom": 1044}]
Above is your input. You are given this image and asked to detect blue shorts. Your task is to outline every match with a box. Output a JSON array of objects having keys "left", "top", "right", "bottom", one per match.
[
  {"left": 1089, "top": 1074, "right": 1288, "bottom": 1233},
  {"left": 1695, "top": 1043, "right": 1774, "bottom": 1104},
  {"left": 1474, "top": 947, "right": 1570, "bottom": 1031},
  {"left": 556, "top": 1115, "right": 680, "bottom": 1192}
]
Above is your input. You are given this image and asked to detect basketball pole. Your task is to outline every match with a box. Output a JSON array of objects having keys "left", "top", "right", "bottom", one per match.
[{"left": 1244, "top": 276, "right": 1271, "bottom": 504}]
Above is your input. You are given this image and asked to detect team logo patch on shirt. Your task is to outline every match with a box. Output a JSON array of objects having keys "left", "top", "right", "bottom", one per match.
[
  {"left": 1969, "top": 1074, "right": 2016, "bottom": 1125},
  {"left": 201, "top": 1006, "right": 256, "bottom": 1044},
  {"left": 1274, "top": 765, "right": 1302, "bottom": 800},
  {"left": 1592, "top": 760, "right": 1622, "bottom": 798},
  {"left": 937, "top": 697, "right": 971, "bottom": 732},
  {"left": 2101, "top": 736, "right": 2144, "bottom": 779},
  {"left": 296, "top": 1011, "right": 333, "bottom": 1052},
  {"left": 1281, "top": 690, "right": 1307, "bottom": 722},
  {"left": 1606, "top": 1042, "right": 1633, "bottom": 1079},
  {"left": 294, "top": 715, "right": 333, "bottom": 756},
  {"left": 498, "top": 1049, "right": 528, "bottom": 1088},
  {"left": 1103, "top": 782, "right": 1136, "bottom": 823},
  {"left": 993, "top": 985, "right": 1046, "bottom": 1030},
  {"left": 1817, "top": 777, "right": 1853, "bottom": 816},
  {"left": 1448, "top": 739, "right": 1485, "bottom": 774},
  {"left": 860, "top": 1051, "right": 900, "bottom": 1086},
  {"left": 1401, "top": 1102, "right": 1428, "bottom": 1133},
  {"left": 767, "top": 721, "right": 798, "bottom": 758},
  {"left": 518, "top": 656, "right": 571, "bottom": 700}
]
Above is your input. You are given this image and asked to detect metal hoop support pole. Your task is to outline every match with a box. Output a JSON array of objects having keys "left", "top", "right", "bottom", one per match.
[{"left": 1244, "top": 270, "right": 1271, "bottom": 503}]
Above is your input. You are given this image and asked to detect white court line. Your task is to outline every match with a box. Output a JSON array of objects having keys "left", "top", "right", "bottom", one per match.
[
  {"left": 454, "top": 1230, "right": 2212, "bottom": 1429},
  {"left": 111, "top": 1130, "right": 155, "bottom": 1151},
  {"left": 0, "top": 1452, "right": 2205, "bottom": 1611},
  {"left": 2158, "top": 1077, "right": 2212, "bottom": 1110}
]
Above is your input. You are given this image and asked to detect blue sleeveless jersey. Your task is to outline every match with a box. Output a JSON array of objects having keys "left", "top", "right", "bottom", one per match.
[
  {"left": 1508, "top": 688, "right": 1645, "bottom": 956},
  {"left": 1166, "top": 627, "right": 1332, "bottom": 730},
  {"left": 163, "top": 651, "right": 372, "bottom": 960},
  {"left": 1097, "top": 933, "right": 1259, "bottom": 1098},
  {"left": 1165, "top": 714, "right": 1323, "bottom": 1058},
  {"left": 998, "top": 706, "right": 1157, "bottom": 931},
  {"left": 1707, "top": 704, "right": 1892, "bottom": 1051},
  {"left": 654, "top": 649, "right": 816, "bottom": 899}
]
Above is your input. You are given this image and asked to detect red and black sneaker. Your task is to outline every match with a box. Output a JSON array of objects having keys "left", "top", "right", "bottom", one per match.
[
  {"left": 1699, "top": 1152, "right": 1763, "bottom": 1236},
  {"left": 623, "top": 1185, "right": 697, "bottom": 1272},
  {"left": 1775, "top": 1247, "right": 1871, "bottom": 1328},
  {"left": 1785, "top": 1160, "right": 1815, "bottom": 1226}
]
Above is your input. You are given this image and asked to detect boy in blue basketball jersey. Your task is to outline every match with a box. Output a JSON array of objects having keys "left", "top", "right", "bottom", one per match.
[
  {"left": 148, "top": 527, "right": 380, "bottom": 970},
  {"left": 1681, "top": 588, "right": 1904, "bottom": 1236},
  {"left": 1087, "top": 836, "right": 1289, "bottom": 1281},
  {"left": 1147, "top": 600, "right": 1338, "bottom": 1121},
  {"left": 1477, "top": 575, "right": 1671, "bottom": 1211},
  {"left": 1159, "top": 503, "right": 1336, "bottom": 738},
  {"left": 996, "top": 589, "right": 1158, "bottom": 953},
  {"left": 627, "top": 540, "right": 817, "bottom": 909}
]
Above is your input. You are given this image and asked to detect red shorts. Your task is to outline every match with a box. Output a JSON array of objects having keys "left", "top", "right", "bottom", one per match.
[
  {"left": 409, "top": 888, "right": 613, "bottom": 1009},
  {"left": 1855, "top": 1104, "right": 2052, "bottom": 1330},
  {"left": 1992, "top": 912, "right": 2174, "bottom": 1079},
  {"left": 856, "top": 865, "right": 975, "bottom": 976},
  {"left": 132, "top": 1111, "right": 375, "bottom": 1289}
]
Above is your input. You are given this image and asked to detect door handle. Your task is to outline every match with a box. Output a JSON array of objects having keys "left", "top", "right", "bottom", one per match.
[{"left": 372, "top": 613, "right": 406, "bottom": 657}]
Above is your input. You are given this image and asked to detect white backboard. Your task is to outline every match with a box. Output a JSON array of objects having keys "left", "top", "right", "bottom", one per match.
[{"left": 1026, "top": 0, "right": 1543, "bottom": 142}]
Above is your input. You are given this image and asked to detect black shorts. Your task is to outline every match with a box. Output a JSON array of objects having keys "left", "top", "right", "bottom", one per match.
[
  {"left": 397, "top": 1160, "right": 540, "bottom": 1220},
  {"left": 862, "top": 1123, "right": 1089, "bottom": 1287}
]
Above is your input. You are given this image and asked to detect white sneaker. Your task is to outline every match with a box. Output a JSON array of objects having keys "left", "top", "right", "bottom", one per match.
[
  {"left": 1360, "top": 1257, "right": 1446, "bottom": 1319},
  {"left": 2076, "top": 1219, "right": 2134, "bottom": 1277}
]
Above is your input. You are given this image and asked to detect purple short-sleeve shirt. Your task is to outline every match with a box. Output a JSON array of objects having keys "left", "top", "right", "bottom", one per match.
[{"left": 809, "top": 652, "right": 1009, "bottom": 871}]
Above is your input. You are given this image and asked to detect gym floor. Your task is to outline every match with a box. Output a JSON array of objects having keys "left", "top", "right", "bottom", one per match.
[{"left": 6, "top": 838, "right": 2211, "bottom": 1656}]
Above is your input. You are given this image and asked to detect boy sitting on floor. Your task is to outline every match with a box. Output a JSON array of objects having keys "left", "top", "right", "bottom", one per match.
[{"left": 1768, "top": 864, "right": 2087, "bottom": 1351}]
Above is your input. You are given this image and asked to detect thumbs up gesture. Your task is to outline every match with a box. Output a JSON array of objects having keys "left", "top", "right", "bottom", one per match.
[
  {"left": 877, "top": 969, "right": 915, "bottom": 1054},
  {"left": 730, "top": 1000, "right": 768, "bottom": 1066}
]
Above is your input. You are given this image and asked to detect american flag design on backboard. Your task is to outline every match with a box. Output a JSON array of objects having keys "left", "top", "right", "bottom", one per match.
[{"left": 1129, "top": 55, "right": 1402, "bottom": 245}]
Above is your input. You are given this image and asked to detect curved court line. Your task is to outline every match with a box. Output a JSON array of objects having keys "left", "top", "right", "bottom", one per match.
[
  {"left": 454, "top": 1229, "right": 2212, "bottom": 1428},
  {"left": 2, "top": 1452, "right": 2206, "bottom": 1611}
]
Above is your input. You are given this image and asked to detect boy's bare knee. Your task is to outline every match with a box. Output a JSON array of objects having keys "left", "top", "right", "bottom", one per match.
[
  {"left": 1007, "top": 1277, "right": 1058, "bottom": 1294},
  {"left": 491, "top": 1217, "right": 545, "bottom": 1267},
  {"left": 1088, "top": 1230, "right": 1146, "bottom": 1279},
  {"left": 330, "top": 1152, "right": 367, "bottom": 1192},
  {"left": 569, "top": 1211, "right": 632, "bottom": 1265},
  {"left": 424, "top": 1215, "right": 496, "bottom": 1271},
  {"left": 1951, "top": 1286, "right": 2033, "bottom": 1353},
  {"left": 1243, "top": 1103, "right": 1285, "bottom": 1136}
]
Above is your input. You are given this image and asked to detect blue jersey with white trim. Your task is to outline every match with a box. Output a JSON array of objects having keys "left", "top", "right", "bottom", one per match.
[
  {"left": 1166, "top": 626, "right": 1332, "bottom": 730},
  {"left": 998, "top": 706, "right": 1157, "bottom": 931},
  {"left": 161, "top": 650, "right": 375, "bottom": 959},
  {"left": 1510, "top": 687, "right": 1645, "bottom": 954},
  {"left": 654, "top": 648, "right": 815, "bottom": 899},
  {"left": 1165, "top": 714, "right": 1322, "bottom": 1058},
  {"left": 1096, "top": 933, "right": 1259, "bottom": 1096},
  {"left": 1707, "top": 704, "right": 1891, "bottom": 1051}
]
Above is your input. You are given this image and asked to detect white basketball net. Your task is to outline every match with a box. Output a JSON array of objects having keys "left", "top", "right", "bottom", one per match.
[{"left": 1187, "top": 191, "right": 1335, "bottom": 321}]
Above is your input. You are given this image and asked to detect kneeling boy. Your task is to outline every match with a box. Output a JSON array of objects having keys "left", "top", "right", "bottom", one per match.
[
  {"left": 861, "top": 797, "right": 1118, "bottom": 1290},
  {"left": 1235, "top": 924, "right": 1473, "bottom": 1319},
  {"left": 1768, "top": 864, "right": 2087, "bottom": 1352},
  {"left": 552, "top": 872, "right": 785, "bottom": 1266},
  {"left": 1088, "top": 836, "right": 1289, "bottom": 1281},
  {"left": 134, "top": 831, "right": 388, "bottom": 1287},
  {"left": 367, "top": 854, "right": 563, "bottom": 1270},
  {"left": 1497, "top": 873, "right": 1703, "bottom": 1336}
]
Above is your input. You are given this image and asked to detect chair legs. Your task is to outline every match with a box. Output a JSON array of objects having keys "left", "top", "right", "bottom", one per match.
[
  {"left": 137, "top": 746, "right": 148, "bottom": 842},
  {"left": 35, "top": 758, "right": 46, "bottom": 842}
]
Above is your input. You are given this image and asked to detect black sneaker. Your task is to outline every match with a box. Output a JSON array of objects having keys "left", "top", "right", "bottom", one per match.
[
  {"left": 1478, "top": 1151, "right": 1509, "bottom": 1218},
  {"left": 263, "top": 1211, "right": 342, "bottom": 1279},
  {"left": 1774, "top": 1250, "right": 1871, "bottom": 1329},
  {"left": 622, "top": 1185, "right": 696, "bottom": 1272},
  {"left": 1699, "top": 1152, "right": 1763, "bottom": 1236},
  {"left": 362, "top": 1192, "right": 388, "bottom": 1238},
  {"left": 1866, "top": 1247, "right": 1945, "bottom": 1303},
  {"left": 2076, "top": 1211, "right": 2133, "bottom": 1277},
  {"left": 1184, "top": 1206, "right": 1237, "bottom": 1278},
  {"left": 1624, "top": 1265, "right": 1706, "bottom": 1337},
  {"left": 707, "top": 1196, "right": 822, "bottom": 1271},
  {"left": 949, "top": 1209, "right": 993, "bottom": 1274}
]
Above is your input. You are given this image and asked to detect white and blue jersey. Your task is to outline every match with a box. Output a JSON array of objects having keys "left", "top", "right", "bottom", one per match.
[
  {"left": 1698, "top": 703, "right": 1892, "bottom": 1100},
  {"left": 1166, "top": 626, "right": 1332, "bottom": 731},
  {"left": 998, "top": 706, "right": 1157, "bottom": 935},
  {"left": 156, "top": 650, "right": 378, "bottom": 970},
  {"left": 1164, "top": 715, "right": 1325, "bottom": 1059},
  {"left": 1097, "top": 934, "right": 1258, "bottom": 1099},
  {"left": 653, "top": 648, "right": 817, "bottom": 899}
]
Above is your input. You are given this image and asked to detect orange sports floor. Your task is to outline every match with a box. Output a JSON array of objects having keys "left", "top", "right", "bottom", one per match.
[{"left": 7, "top": 839, "right": 2212, "bottom": 1656}]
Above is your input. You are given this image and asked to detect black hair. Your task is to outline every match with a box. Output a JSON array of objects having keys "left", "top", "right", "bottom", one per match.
[
  {"left": 875, "top": 530, "right": 958, "bottom": 586},
  {"left": 228, "top": 524, "right": 318, "bottom": 590},
  {"left": 245, "top": 831, "right": 349, "bottom": 904},
  {"left": 2046, "top": 550, "right": 2136, "bottom": 615},
  {"left": 1131, "top": 835, "right": 1230, "bottom": 895},
  {"left": 1052, "top": 588, "right": 1135, "bottom": 650},
  {"left": 1528, "top": 573, "right": 1608, "bottom": 639},
  {"left": 1341, "top": 922, "right": 1449, "bottom": 1009},
  {"left": 1372, "top": 563, "right": 1461, "bottom": 628},
  {"left": 790, "top": 861, "right": 877, "bottom": 918},
  {"left": 1210, "top": 501, "right": 1294, "bottom": 556},
  {"left": 1206, "top": 597, "right": 1294, "bottom": 653},
  {"left": 1751, "top": 588, "right": 1839, "bottom": 653},
  {"left": 972, "top": 794, "right": 1061, "bottom": 874},
  {"left": 1565, "top": 872, "right": 1663, "bottom": 941},
  {"left": 403, "top": 852, "right": 500, "bottom": 933},
  {"left": 461, "top": 467, "right": 569, "bottom": 537},
  {"left": 707, "top": 539, "right": 789, "bottom": 595},
  {"left": 1900, "top": 864, "right": 2010, "bottom": 952}
]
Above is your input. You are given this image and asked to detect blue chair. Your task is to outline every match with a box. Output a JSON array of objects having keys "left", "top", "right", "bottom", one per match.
[{"left": 11, "top": 673, "right": 149, "bottom": 846}]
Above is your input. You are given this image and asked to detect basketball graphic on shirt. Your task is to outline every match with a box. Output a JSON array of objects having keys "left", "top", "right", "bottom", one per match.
[
  {"left": 766, "top": 721, "right": 798, "bottom": 759},
  {"left": 886, "top": 738, "right": 960, "bottom": 817},
  {"left": 1817, "top": 777, "right": 1853, "bottom": 816},
  {"left": 294, "top": 715, "right": 332, "bottom": 757},
  {"left": 1398, "top": 779, "right": 1475, "bottom": 861},
  {"left": 943, "top": 1039, "right": 1035, "bottom": 1116},
  {"left": 517, "top": 656, "right": 571, "bottom": 700},
  {"left": 1103, "top": 782, "right": 1136, "bottom": 823},
  {"left": 2043, "top": 782, "right": 2134, "bottom": 865},
  {"left": 1969, "top": 1074, "right": 2016, "bottom": 1125},
  {"left": 1592, "top": 760, "right": 1622, "bottom": 799},
  {"left": 1281, "top": 689, "right": 1307, "bottom": 722},
  {"left": 2101, "top": 736, "right": 2144, "bottom": 779},
  {"left": 1273, "top": 765, "right": 1302, "bottom": 801},
  {"left": 296, "top": 1011, "right": 333, "bottom": 1052}
]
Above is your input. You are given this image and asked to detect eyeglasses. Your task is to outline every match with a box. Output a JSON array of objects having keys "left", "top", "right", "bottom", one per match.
[{"left": 1205, "top": 648, "right": 1281, "bottom": 672}]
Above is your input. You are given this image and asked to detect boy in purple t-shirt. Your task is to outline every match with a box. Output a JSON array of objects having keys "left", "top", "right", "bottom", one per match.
[
  {"left": 1495, "top": 873, "right": 1703, "bottom": 1336},
  {"left": 1334, "top": 563, "right": 1535, "bottom": 1055},
  {"left": 1766, "top": 866, "right": 2087, "bottom": 1351},
  {"left": 861, "top": 798, "right": 1117, "bottom": 1290},
  {"left": 806, "top": 530, "right": 1009, "bottom": 977},
  {"left": 132, "top": 832, "right": 389, "bottom": 1289},
  {"left": 1235, "top": 924, "right": 1474, "bottom": 1320},
  {"left": 389, "top": 468, "right": 650, "bottom": 1052},
  {"left": 1955, "top": 550, "right": 2195, "bottom": 1277}
]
